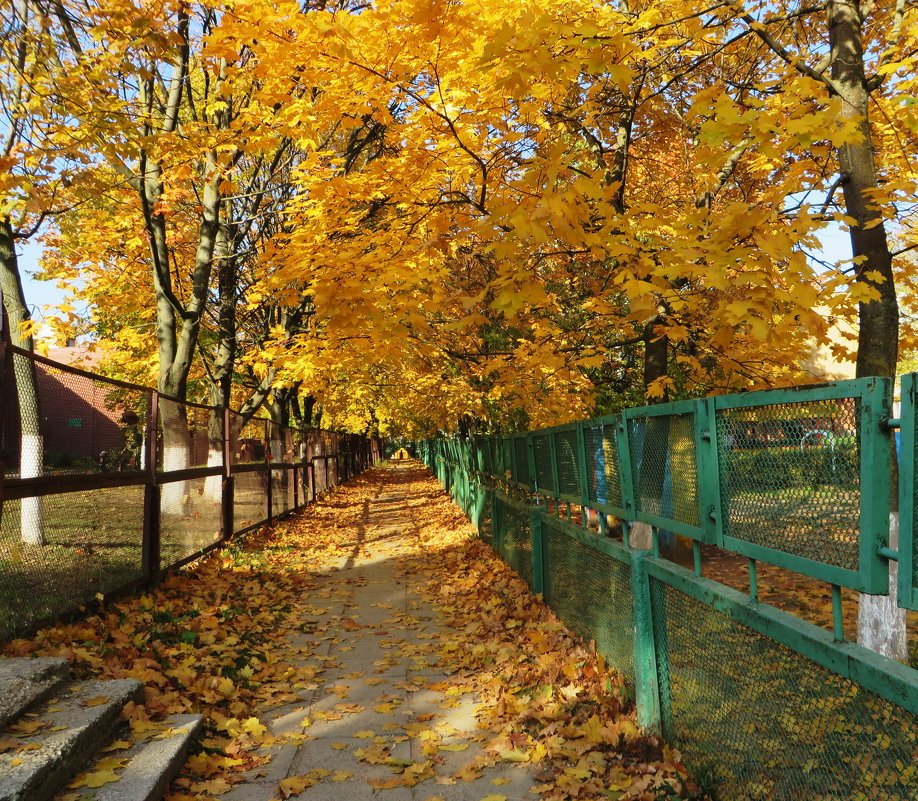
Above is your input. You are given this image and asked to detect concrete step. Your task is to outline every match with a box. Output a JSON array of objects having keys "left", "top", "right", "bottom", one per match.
[
  {"left": 0, "top": 677, "right": 143, "bottom": 801},
  {"left": 0, "top": 658, "right": 71, "bottom": 731},
  {"left": 75, "top": 714, "right": 204, "bottom": 801}
]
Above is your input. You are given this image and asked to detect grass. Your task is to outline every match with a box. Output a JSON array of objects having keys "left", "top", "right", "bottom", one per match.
[{"left": 0, "top": 480, "right": 276, "bottom": 640}]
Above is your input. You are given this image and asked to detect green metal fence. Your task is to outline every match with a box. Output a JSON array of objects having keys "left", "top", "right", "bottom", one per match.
[{"left": 421, "top": 375, "right": 918, "bottom": 801}]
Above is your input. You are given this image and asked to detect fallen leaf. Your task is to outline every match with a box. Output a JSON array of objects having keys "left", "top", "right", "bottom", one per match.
[
  {"left": 277, "top": 774, "right": 319, "bottom": 797},
  {"left": 368, "top": 776, "right": 403, "bottom": 789},
  {"left": 82, "top": 696, "right": 109, "bottom": 708},
  {"left": 8, "top": 720, "right": 48, "bottom": 736},
  {"left": 69, "top": 768, "right": 121, "bottom": 788}
]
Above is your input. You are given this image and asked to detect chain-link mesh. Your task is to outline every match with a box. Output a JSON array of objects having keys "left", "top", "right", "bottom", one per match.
[
  {"left": 157, "top": 398, "right": 218, "bottom": 472},
  {"left": 271, "top": 469, "right": 293, "bottom": 517},
  {"left": 555, "top": 429, "right": 581, "bottom": 499},
  {"left": 583, "top": 422, "right": 623, "bottom": 509},
  {"left": 717, "top": 399, "right": 861, "bottom": 570},
  {"left": 532, "top": 433, "right": 553, "bottom": 494},
  {"left": 494, "top": 495, "right": 532, "bottom": 586},
  {"left": 499, "top": 437, "right": 513, "bottom": 478},
  {"left": 542, "top": 518, "right": 634, "bottom": 685},
  {"left": 628, "top": 413, "right": 699, "bottom": 527},
  {"left": 229, "top": 413, "right": 267, "bottom": 466},
  {"left": 233, "top": 469, "right": 268, "bottom": 532},
  {"left": 513, "top": 435, "right": 529, "bottom": 485},
  {"left": 0, "top": 487, "right": 145, "bottom": 639},
  {"left": 159, "top": 476, "right": 222, "bottom": 565},
  {"left": 2, "top": 352, "right": 150, "bottom": 476},
  {"left": 651, "top": 578, "right": 917, "bottom": 801}
]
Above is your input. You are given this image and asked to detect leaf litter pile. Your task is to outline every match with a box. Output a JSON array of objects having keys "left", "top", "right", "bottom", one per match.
[{"left": 1, "top": 464, "right": 707, "bottom": 801}]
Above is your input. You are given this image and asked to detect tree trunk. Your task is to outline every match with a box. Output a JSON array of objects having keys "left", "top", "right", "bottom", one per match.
[
  {"left": 828, "top": 0, "right": 906, "bottom": 660},
  {"left": 0, "top": 221, "right": 45, "bottom": 545},
  {"left": 204, "top": 226, "right": 235, "bottom": 502},
  {"left": 158, "top": 396, "right": 190, "bottom": 516}
]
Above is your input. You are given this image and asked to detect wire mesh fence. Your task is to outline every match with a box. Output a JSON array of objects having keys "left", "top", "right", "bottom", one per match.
[
  {"left": 650, "top": 574, "right": 917, "bottom": 801},
  {"left": 421, "top": 373, "right": 918, "bottom": 801},
  {"left": 0, "top": 343, "right": 383, "bottom": 640}
]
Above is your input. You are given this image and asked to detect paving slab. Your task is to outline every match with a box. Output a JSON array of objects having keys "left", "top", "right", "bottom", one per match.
[{"left": 224, "top": 471, "right": 542, "bottom": 801}]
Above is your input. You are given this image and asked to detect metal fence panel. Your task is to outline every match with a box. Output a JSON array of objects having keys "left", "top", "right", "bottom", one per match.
[
  {"left": 0, "top": 486, "right": 145, "bottom": 639},
  {"left": 553, "top": 426, "right": 581, "bottom": 502},
  {"left": 494, "top": 492, "right": 532, "bottom": 587},
  {"left": 2, "top": 349, "right": 150, "bottom": 477},
  {"left": 623, "top": 400, "right": 706, "bottom": 540},
  {"left": 540, "top": 513, "right": 635, "bottom": 686},
  {"left": 159, "top": 476, "right": 222, "bottom": 566},
  {"left": 713, "top": 379, "right": 891, "bottom": 593},
  {"left": 582, "top": 418, "right": 626, "bottom": 515},
  {"left": 648, "top": 567, "right": 918, "bottom": 801},
  {"left": 531, "top": 432, "right": 554, "bottom": 495}
]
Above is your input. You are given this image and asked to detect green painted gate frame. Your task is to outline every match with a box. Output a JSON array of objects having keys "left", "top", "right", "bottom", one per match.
[
  {"left": 620, "top": 397, "right": 710, "bottom": 542},
  {"left": 709, "top": 377, "right": 892, "bottom": 595}
]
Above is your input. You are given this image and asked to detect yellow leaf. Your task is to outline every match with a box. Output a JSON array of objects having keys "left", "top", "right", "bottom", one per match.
[
  {"left": 330, "top": 770, "right": 352, "bottom": 781},
  {"left": 439, "top": 743, "right": 469, "bottom": 752},
  {"left": 83, "top": 696, "right": 109, "bottom": 708},
  {"left": 480, "top": 795, "right": 508, "bottom": 801},
  {"left": 369, "top": 776, "right": 403, "bottom": 789},
  {"left": 9, "top": 720, "right": 47, "bottom": 735},
  {"left": 496, "top": 748, "right": 528, "bottom": 762},
  {"left": 242, "top": 717, "right": 268, "bottom": 737},
  {"left": 277, "top": 774, "right": 319, "bottom": 797},
  {"left": 69, "top": 768, "right": 121, "bottom": 788},
  {"left": 331, "top": 743, "right": 348, "bottom": 750}
]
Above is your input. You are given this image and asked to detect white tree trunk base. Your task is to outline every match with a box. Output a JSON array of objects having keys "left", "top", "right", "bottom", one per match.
[
  {"left": 857, "top": 512, "right": 908, "bottom": 661},
  {"left": 628, "top": 521, "right": 653, "bottom": 550},
  {"left": 20, "top": 434, "right": 45, "bottom": 545},
  {"left": 161, "top": 444, "right": 190, "bottom": 516},
  {"left": 204, "top": 447, "right": 223, "bottom": 503}
]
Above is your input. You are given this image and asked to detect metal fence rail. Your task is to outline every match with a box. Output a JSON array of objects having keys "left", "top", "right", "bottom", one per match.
[
  {"left": 0, "top": 343, "right": 383, "bottom": 640},
  {"left": 421, "top": 374, "right": 918, "bottom": 801}
]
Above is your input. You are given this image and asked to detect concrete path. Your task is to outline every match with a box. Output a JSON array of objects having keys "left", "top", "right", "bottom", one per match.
[{"left": 222, "top": 467, "right": 541, "bottom": 801}]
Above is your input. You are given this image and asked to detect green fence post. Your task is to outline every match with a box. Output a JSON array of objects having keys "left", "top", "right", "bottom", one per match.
[
  {"left": 531, "top": 507, "right": 544, "bottom": 595},
  {"left": 617, "top": 415, "right": 637, "bottom": 548},
  {"left": 697, "top": 397, "right": 722, "bottom": 545},
  {"left": 631, "top": 550, "right": 663, "bottom": 734},
  {"left": 859, "top": 376, "right": 893, "bottom": 594},
  {"left": 899, "top": 373, "right": 917, "bottom": 610}
]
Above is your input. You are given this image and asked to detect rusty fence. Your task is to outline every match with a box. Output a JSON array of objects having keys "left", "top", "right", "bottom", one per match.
[{"left": 0, "top": 343, "right": 383, "bottom": 640}]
